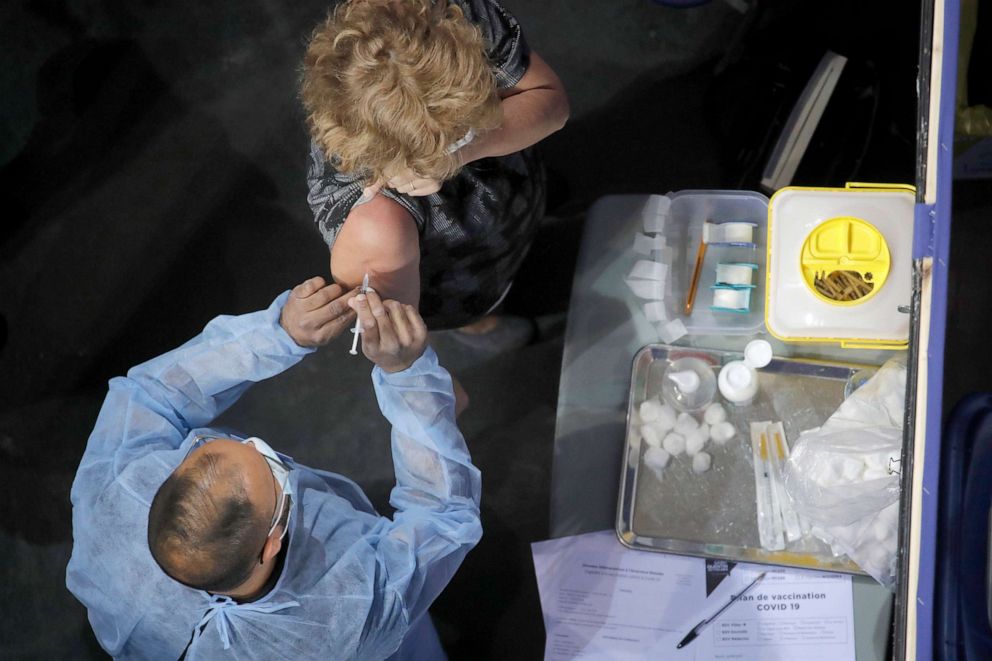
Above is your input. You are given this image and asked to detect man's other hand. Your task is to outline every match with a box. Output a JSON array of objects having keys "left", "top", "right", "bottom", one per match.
[
  {"left": 348, "top": 290, "right": 428, "bottom": 373},
  {"left": 280, "top": 277, "right": 359, "bottom": 347}
]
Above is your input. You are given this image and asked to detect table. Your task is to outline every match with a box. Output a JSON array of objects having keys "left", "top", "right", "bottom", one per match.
[{"left": 551, "top": 194, "right": 894, "bottom": 660}]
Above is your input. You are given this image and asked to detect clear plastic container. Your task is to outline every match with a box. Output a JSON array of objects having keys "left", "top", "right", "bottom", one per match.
[
  {"left": 661, "top": 356, "right": 717, "bottom": 413},
  {"left": 664, "top": 190, "right": 770, "bottom": 336}
]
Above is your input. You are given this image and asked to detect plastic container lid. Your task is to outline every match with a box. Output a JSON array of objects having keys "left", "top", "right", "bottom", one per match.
[
  {"left": 799, "top": 216, "right": 890, "bottom": 306},
  {"left": 744, "top": 339, "right": 773, "bottom": 368}
]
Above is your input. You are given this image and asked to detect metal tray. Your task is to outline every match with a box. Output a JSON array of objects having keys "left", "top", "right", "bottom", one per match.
[{"left": 616, "top": 343, "right": 876, "bottom": 574}]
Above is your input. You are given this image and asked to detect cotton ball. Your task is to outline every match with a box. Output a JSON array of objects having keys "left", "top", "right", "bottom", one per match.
[
  {"left": 867, "top": 544, "right": 890, "bottom": 571},
  {"left": 882, "top": 393, "right": 904, "bottom": 418},
  {"left": 675, "top": 412, "right": 699, "bottom": 435},
  {"left": 710, "top": 421, "right": 736, "bottom": 444},
  {"left": 864, "top": 452, "right": 887, "bottom": 471},
  {"left": 816, "top": 461, "right": 844, "bottom": 487},
  {"left": 662, "top": 432, "right": 686, "bottom": 456},
  {"left": 685, "top": 427, "right": 709, "bottom": 456},
  {"left": 644, "top": 446, "right": 671, "bottom": 472},
  {"left": 840, "top": 458, "right": 866, "bottom": 482},
  {"left": 641, "top": 425, "right": 662, "bottom": 448},
  {"left": 878, "top": 503, "right": 900, "bottom": 525},
  {"left": 809, "top": 460, "right": 838, "bottom": 486},
  {"left": 639, "top": 399, "right": 662, "bottom": 422},
  {"left": 872, "top": 514, "right": 894, "bottom": 542},
  {"left": 655, "top": 404, "right": 677, "bottom": 432},
  {"left": 703, "top": 402, "right": 727, "bottom": 425},
  {"left": 863, "top": 467, "right": 889, "bottom": 481},
  {"left": 692, "top": 451, "right": 712, "bottom": 474},
  {"left": 825, "top": 457, "right": 850, "bottom": 482}
]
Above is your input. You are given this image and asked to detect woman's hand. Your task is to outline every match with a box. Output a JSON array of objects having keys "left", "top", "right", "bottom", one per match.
[{"left": 383, "top": 168, "right": 442, "bottom": 197}]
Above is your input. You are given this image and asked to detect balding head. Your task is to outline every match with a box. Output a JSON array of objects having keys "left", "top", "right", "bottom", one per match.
[{"left": 147, "top": 440, "right": 275, "bottom": 593}]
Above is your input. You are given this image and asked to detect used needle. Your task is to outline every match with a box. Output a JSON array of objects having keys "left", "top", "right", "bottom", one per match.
[{"left": 349, "top": 273, "right": 370, "bottom": 356}]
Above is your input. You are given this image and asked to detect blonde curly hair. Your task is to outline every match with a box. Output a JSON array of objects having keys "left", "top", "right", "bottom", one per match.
[{"left": 301, "top": 0, "right": 502, "bottom": 184}]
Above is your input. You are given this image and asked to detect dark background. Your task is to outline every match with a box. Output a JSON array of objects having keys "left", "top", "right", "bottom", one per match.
[{"left": 0, "top": 0, "right": 988, "bottom": 658}]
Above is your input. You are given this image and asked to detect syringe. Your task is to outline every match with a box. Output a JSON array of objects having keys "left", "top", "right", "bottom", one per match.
[{"left": 349, "top": 272, "right": 370, "bottom": 356}]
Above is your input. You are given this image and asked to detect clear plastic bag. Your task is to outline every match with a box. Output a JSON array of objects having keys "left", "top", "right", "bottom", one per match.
[{"left": 783, "top": 358, "right": 906, "bottom": 588}]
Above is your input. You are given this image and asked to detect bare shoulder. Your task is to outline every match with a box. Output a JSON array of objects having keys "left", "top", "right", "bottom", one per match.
[
  {"left": 339, "top": 195, "right": 418, "bottom": 256},
  {"left": 331, "top": 194, "right": 420, "bottom": 295}
]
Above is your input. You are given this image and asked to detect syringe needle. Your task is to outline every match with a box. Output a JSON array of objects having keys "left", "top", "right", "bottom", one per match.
[{"left": 349, "top": 273, "right": 370, "bottom": 356}]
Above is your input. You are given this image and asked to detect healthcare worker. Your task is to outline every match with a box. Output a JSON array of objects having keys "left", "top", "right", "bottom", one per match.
[{"left": 66, "top": 277, "right": 482, "bottom": 660}]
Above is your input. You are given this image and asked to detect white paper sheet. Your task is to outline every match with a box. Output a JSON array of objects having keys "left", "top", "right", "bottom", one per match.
[{"left": 531, "top": 530, "right": 855, "bottom": 661}]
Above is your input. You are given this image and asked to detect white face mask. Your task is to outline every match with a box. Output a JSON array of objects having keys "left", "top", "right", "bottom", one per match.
[{"left": 243, "top": 437, "right": 293, "bottom": 498}]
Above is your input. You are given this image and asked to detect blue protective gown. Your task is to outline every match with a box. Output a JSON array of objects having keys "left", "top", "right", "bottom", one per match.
[{"left": 66, "top": 292, "right": 482, "bottom": 660}]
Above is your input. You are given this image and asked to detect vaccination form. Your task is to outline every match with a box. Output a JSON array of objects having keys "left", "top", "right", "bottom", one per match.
[{"left": 531, "top": 530, "right": 855, "bottom": 660}]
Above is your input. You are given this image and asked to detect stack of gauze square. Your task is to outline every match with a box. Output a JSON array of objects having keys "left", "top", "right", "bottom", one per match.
[{"left": 626, "top": 195, "right": 686, "bottom": 344}]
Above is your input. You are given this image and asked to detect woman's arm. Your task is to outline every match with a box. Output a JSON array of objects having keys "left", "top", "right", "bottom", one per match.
[
  {"left": 330, "top": 193, "right": 421, "bottom": 307},
  {"left": 457, "top": 51, "right": 569, "bottom": 164}
]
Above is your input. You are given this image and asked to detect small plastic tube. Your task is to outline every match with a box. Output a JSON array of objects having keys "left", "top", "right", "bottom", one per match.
[
  {"left": 767, "top": 423, "right": 802, "bottom": 542},
  {"left": 750, "top": 422, "right": 785, "bottom": 551}
]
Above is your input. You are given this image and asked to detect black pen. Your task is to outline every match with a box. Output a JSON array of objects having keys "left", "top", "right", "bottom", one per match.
[{"left": 675, "top": 571, "right": 767, "bottom": 649}]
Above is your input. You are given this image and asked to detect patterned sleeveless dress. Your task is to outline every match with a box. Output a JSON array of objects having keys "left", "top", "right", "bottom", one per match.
[{"left": 306, "top": 0, "right": 546, "bottom": 330}]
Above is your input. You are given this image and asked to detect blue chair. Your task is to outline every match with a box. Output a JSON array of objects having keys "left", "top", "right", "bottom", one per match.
[{"left": 935, "top": 393, "right": 992, "bottom": 660}]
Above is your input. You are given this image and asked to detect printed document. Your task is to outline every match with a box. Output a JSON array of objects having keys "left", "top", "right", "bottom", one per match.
[{"left": 531, "top": 530, "right": 855, "bottom": 660}]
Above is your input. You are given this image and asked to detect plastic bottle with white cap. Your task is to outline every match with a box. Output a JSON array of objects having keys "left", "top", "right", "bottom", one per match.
[{"left": 718, "top": 340, "right": 773, "bottom": 406}]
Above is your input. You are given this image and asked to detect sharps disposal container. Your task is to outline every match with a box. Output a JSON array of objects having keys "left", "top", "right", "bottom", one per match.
[{"left": 764, "top": 183, "right": 915, "bottom": 349}]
